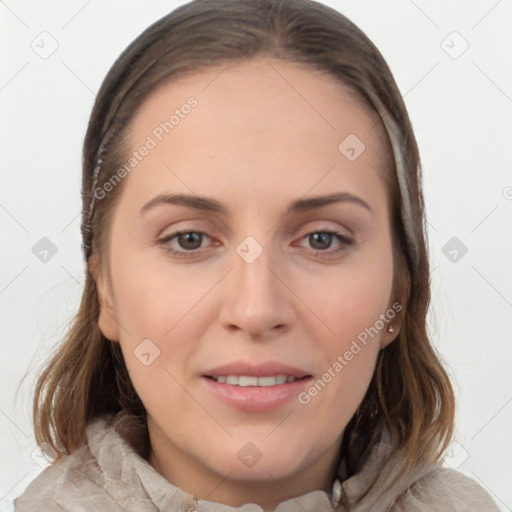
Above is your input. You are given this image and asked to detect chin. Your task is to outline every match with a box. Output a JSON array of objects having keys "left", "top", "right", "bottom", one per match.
[{"left": 201, "top": 438, "right": 306, "bottom": 481}]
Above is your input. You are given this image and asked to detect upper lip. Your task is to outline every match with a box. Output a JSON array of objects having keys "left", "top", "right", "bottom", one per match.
[{"left": 203, "top": 360, "right": 312, "bottom": 378}]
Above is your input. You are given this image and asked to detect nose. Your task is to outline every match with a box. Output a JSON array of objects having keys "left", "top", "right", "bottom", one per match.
[{"left": 218, "top": 241, "right": 295, "bottom": 339}]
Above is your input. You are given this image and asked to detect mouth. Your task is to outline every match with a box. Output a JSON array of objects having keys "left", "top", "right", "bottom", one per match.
[
  {"left": 200, "top": 360, "right": 313, "bottom": 411},
  {"left": 201, "top": 372, "right": 313, "bottom": 412},
  {"left": 203, "top": 374, "right": 311, "bottom": 386}
]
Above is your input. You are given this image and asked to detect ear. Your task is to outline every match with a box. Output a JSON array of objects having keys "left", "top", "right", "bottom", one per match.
[
  {"left": 89, "top": 254, "right": 120, "bottom": 342},
  {"left": 379, "top": 323, "right": 400, "bottom": 349},
  {"left": 379, "top": 301, "right": 402, "bottom": 350}
]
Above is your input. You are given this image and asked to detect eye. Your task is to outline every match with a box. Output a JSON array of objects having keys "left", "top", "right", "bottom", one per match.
[
  {"left": 297, "top": 230, "right": 354, "bottom": 256},
  {"left": 158, "top": 228, "right": 354, "bottom": 259},
  {"left": 159, "top": 230, "right": 212, "bottom": 258}
]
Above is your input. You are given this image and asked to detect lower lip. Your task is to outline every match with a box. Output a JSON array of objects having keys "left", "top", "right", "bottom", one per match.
[{"left": 201, "top": 376, "right": 313, "bottom": 412}]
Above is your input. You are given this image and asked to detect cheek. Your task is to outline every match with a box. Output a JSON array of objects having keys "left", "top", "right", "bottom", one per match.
[
  {"left": 110, "top": 248, "right": 211, "bottom": 338},
  {"left": 298, "top": 273, "right": 387, "bottom": 422},
  {"left": 300, "top": 252, "right": 394, "bottom": 342},
  {"left": 294, "top": 247, "right": 393, "bottom": 408},
  {"left": 109, "top": 251, "right": 219, "bottom": 403},
  {"left": 300, "top": 344, "right": 378, "bottom": 443},
  {"left": 113, "top": 256, "right": 206, "bottom": 421}
]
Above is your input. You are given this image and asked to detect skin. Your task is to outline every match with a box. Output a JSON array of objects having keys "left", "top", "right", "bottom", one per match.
[{"left": 91, "top": 57, "right": 401, "bottom": 510}]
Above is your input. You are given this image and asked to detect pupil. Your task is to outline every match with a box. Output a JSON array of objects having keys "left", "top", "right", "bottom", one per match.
[
  {"left": 310, "top": 232, "right": 331, "bottom": 250},
  {"left": 179, "top": 232, "right": 201, "bottom": 250}
]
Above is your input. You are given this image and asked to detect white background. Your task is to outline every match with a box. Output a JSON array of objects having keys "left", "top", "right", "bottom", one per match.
[{"left": 1, "top": 0, "right": 511, "bottom": 510}]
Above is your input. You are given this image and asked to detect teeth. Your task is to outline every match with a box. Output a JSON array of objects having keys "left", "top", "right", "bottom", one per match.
[
  {"left": 211, "top": 375, "right": 298, "bottom": 386},
  {"left": 239, "top": 376, "right": 258, "bottom": 386}
]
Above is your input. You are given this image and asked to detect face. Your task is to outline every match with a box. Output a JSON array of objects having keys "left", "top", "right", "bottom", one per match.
[{"left": 93, "top": 58, "right": 399, "bottom": 504}]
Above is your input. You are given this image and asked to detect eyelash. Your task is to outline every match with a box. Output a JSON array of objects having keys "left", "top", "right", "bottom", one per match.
[{"left": 158, "top": 228, "right": 354, "bottom": 259}]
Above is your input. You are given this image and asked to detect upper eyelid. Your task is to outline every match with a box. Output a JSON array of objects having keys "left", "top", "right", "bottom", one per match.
[
  {"left": 159, "top": 227, "right": 353, "bottom": 249},
  {"left": 159, "top": 224, "right": 352, "bottom": 240},
  {"left": 158, "top": 217, "right": 352, "bottom": 236}
]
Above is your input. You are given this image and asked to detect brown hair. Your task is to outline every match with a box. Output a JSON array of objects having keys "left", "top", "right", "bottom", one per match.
[{"left": 33, "top": 0, "right": 454, "bottom": 493}]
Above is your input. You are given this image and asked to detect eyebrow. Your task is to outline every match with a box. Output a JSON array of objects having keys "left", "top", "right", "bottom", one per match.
[{"left": 140, "top": 192, "right": 374, "bottom": 217}]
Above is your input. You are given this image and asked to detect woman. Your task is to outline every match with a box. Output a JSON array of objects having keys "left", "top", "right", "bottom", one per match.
[{"left": 15, "top": 0, "right": 499, "bottom": 510}]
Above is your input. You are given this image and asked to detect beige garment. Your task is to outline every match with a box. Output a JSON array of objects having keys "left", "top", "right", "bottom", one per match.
[{"left": 14, "top": 414, "right": 499, "bottom": 511}]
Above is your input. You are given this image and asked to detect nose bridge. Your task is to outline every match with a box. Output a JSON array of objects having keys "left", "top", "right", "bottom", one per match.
[
  {"left": 219, "top": 234, "right": 292, "bottom": 336},
  {"left": 234, "top": 234, "right": 281, "bottom": 310}
]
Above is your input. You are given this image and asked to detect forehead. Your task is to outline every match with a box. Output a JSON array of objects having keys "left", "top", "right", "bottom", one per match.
[{"left": 123, "top": 58, "right": 390, "bottom": 215}]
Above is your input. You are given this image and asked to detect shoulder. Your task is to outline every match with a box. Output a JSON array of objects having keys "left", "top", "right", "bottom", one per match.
[
  {"left": 391, "top": 466, "right": 500, "bottom": 512},
  {"left": 13, "top": 444, "right": 119, "bottom": 512},
  {"left": 14, "top": 417, "right": 126, "bottom": 512},
  {"left": 341, "top": 427, "right": 500, "bottom": 512}
]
